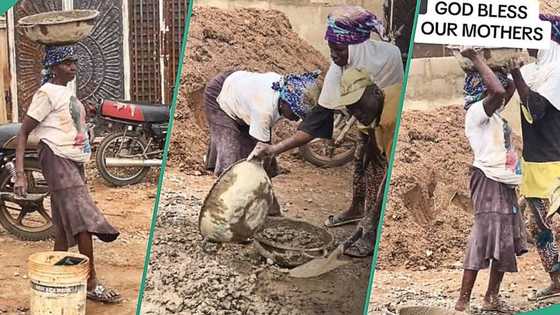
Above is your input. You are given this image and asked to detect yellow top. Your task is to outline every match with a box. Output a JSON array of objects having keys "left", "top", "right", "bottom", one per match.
[
  {"left": 357, "top": 83, "right": 402, "bottom": 156},
  {"left": 519, "top": 159, "right": 560, "bottom": 217}
]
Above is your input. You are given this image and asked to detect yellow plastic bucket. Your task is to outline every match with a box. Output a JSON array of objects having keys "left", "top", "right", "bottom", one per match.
[{"left": 28, "top": 251, "right": 89, "bottom": 315}]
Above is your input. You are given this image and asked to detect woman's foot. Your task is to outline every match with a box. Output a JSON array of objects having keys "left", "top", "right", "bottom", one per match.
[
  {"left": 87, "top": 284, "right": 122, "bottom": 304},
  {"left": 482, "top": 296, "right": 512, "bottom": 313},
  {"left": 324, "top": 211, "right": 363, "bottom": 228},
  {"left": 87, "top": 280, "right": 122, "bottom": 304},
  {"left": 343, "top": 234, "right": 374, "bottom": 257},
  {"left": 454, "top": 299, "right": 470, "bottom": 312}
]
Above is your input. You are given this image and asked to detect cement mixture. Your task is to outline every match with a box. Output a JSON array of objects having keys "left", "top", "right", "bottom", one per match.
[
  {"left": 258, "top": 225, "right": 324, "bottom": 249},
  {"left": 141, "top": 162, "right": 372, "bottom": 315}
]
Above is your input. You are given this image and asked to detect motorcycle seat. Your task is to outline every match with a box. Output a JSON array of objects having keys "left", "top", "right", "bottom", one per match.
[
  {"left": 0, "top": 123, "right": 20, "bottom": 147},
  {"left": 0, "top": 123, "right": 40, "bottom": 149},
  {"left": 100, "top": 100, "right": 170, "bottom": 123}
]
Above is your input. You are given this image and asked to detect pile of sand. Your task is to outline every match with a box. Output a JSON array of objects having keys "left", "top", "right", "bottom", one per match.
[
  {"left": 541, "top": 0, "right": 560, "bottom": 15},
  {"left": 169, "top": 7, "right": 329, "bottom": 172},
  {"left": 376, "top": 106, "right": 487, "bottom": 270}
]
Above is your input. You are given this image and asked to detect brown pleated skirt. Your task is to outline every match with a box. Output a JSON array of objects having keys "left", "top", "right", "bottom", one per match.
[
  {"left": 39, "top": 143, "right": 119, "bottom": 247},
  {"left": 463, "top": 167, "right": 528, "bottom": 272}
]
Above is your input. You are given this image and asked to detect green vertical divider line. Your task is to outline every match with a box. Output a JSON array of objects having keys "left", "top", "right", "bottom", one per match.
[
  {"left": 362, "top": 1, "right": 422, "bottom": 314},
  {"left": 519, "top": 304, "right": 560, "bottom": 315},
  {"left": 135, "top": 1, "right": 194, "bottom": 314},
  {"left": 0, "top": 1, "right": 16, "bottom": 15}
]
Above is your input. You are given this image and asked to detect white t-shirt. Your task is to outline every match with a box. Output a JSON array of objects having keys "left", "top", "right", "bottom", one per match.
[
  {"left": 27, "top": 83, "right": 92, "bottom": 163},
  {"left": 465, "top": 99, "right": 521, "bottom": 185},
  {"left": 216, "top": 71, "right": 283, "bottom": 142}
]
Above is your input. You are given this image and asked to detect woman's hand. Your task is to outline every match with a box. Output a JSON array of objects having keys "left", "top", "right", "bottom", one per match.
[
  {"left": 248, "top": 143, "right": 276, "bottom": 161},
  {"left": 460, "top": 47, "right": 479, "bottom": 60},
  {"left": 507, "top": 57, "right": 525, "bottom": 72},
  {"left": 14, "top": 173, "right": 27, "bottom": 197}
]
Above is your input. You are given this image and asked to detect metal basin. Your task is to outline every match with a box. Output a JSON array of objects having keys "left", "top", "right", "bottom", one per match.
[
  {"left": 199, "top": 159, "right": 275, "bottom": 243},
  {"left": 18, "top": 10, "right": 99, "bottom": 45},
  {"left": 254, "top": 216, "right": 334, "bottom": 268}
]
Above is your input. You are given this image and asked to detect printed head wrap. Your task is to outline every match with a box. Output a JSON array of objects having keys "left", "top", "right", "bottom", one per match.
[
  {"left": 325, "top": 6, "right": 386, "bottom": 45},
  {"left": 41, "top": 45, "right": 77, "bottom": 85},
  {"left": 272, "top": 70, "right": 320, "bottom": 119},
  {"left": 540, "top": 14, "right": 560, "bottom": 44},
  {"left": 464, "top": 71, "right": 510, "bottom": 109}
]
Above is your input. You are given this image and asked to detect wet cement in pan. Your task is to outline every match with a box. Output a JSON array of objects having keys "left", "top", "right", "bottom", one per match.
[{"left": 258, "top": 225, "right": 324, "bottom": 249}]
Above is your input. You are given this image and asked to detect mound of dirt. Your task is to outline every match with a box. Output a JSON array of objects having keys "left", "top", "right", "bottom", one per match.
[
  {"left": 541, "top": 0, "right": 560, "bottom": 15},
  {"left": 376, "top": 105, "right": 522, "bottom": 271},
  {"left": 170, "top": 7, "right": 329, "bottom": 173}
]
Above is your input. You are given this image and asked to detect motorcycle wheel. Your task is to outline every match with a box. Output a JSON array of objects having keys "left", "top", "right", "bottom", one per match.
[
  {"left": 299, "top": 113, "right": 358, "bottom": 168},
  {"left": 299, "top": 138, "right": 356, "bottom": 168},
  {"left": 0, "top": 158, "right": 55, "bottom": 241},
  {"left": 96, "top": 132, "right": 151, "bottom": 186}
]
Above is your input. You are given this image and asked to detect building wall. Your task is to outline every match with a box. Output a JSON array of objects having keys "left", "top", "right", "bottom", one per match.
[{"left": 404, "top": 56, "right": 522, "bottom": 136}]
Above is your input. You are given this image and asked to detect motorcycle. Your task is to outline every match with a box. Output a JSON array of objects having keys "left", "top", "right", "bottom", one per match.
[
  {"left": 0, "top": 123, "right": 53, "bottom": 241},
  {"left": 94, "top": 99, "right": 170, "bottom": 186}
]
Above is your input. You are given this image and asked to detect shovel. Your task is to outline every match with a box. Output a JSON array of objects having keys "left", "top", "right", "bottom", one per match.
[{"left": 289, "top": 229, "right": 362, "bottom": 278}]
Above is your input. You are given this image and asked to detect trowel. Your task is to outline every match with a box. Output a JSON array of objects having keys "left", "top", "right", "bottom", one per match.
[{"left": 289, "top": 229, "right": 362, "bottom": 278}]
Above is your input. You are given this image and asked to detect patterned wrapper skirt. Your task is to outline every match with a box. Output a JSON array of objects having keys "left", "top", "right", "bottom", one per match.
[
  {"left": 39, "top": 142, "right": 119, "bottom": 247},
  {"left": 463, "top": 167, "right": 528, "bottom": 272}
]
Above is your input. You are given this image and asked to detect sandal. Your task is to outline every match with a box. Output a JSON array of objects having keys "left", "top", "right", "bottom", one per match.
[
  {"left": 482, "top": 297, "right": 513, "bottom": 313},
  {"left": 324, "top": 214, "right": 363, "bottom": 228},
  {"left": 343, "top": 237, "right": 374, "bottom": 258},
  {"left": 87, "top": 284, "right": 122, "bottom": 304},
  {"left": 528, "top": 286, "right": 560, "bottom": 301}
]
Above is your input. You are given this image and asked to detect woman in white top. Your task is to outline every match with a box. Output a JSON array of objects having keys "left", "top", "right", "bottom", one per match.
[
  {"left": 455, "top": 48, "right": 528, "bottom": 312},
  {"left": 203, "top": 70, "right": 319, "bottom": 178},
  {"left": 14, "top": 45, "right": 121, "bottom": 303}
]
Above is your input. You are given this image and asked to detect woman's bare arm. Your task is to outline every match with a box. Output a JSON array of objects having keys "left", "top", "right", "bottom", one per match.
[
  {"left": 461, "top": 48, "right": 506, "bottom": 116},
  {"left": 14, "top": 116, "right": 39, "bottom": 196}
]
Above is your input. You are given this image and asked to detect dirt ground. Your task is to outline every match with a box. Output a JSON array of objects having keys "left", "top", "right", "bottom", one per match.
[
  {"left": 368, "top": 252, "right": 560, "bottom": 314},
  {"left": 0, "top": 166, "right": 159, "bottom": 315},
  {"left": 367, "top": 106, "right": 560, "bottom": 314},
  {"left": 139, "top": 157, "right": 374, "bottom": 315}
]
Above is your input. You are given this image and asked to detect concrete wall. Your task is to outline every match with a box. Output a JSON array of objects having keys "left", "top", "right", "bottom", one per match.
[
  {"left": 403, "top": 56, "right": 522, "bottom": 135},
  {"left": 404, "top": 56, "right": 464, "bottom": 110},
  {"left": 196, "top": 0, "right": 382, "bottom": 58}
]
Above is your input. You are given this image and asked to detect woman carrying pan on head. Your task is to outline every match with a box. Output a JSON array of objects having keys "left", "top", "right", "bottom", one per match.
[
  {"left": 14, "top": 45, "right": 121, "bottom": 303},
  {"left": 508, "top": 14, "right": 560, "bottom": 302},
  {"left": 454, "top": 47, "right": 528, "bottom": 313}
]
